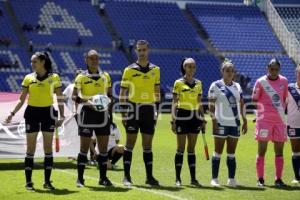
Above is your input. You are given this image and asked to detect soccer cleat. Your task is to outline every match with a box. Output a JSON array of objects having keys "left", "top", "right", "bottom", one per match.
[
  {"left": 291, "top": 179, "right": 300, "bottom": 184},
  {"left": 76, "top": 179, "right": 85, "bottom": 188},
  {"left": 175, "top": 179, "right": 182, "bottom": 187},
  {"left": 43, "top": 181, "right": 55, "bottom": 190},
  {"left": 227, "top": 179, "right": 239, "bottom": 188},
  {"left": 25, "top": 182, "right": 35, "bottom": 191},
  {"left": 210, "top": 179, "right": 220, "bottom": 187},
  {"left": 191, "top": 179, "right": 202, "bottom": 187},
  {"left": 256, "top": 178, "right": 265, "bottom": 187},
  {"left": 123, "top": 176, "right": 133, "bottom": 187},
  {"left": 274, "top": 179, "right": 287, "bottom": 187},
  {"left": 99, "top": 178, "right": 113, "bottom": 186},
  {"left": 145, "top": 177, "right": 160, "bottom": 186}
]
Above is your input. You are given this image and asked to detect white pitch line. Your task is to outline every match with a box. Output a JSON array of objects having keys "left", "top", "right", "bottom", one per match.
[{"left": 55, "top": 167, "right": 188, "bottom": 200}]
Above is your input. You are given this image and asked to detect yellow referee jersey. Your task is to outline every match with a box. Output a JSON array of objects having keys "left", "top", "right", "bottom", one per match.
[
  {"left": 173, "top": 78, "right": 202, "bottom": 110},
  {"left": 120, "top": 63, "right": 160, "bottom": 103},
  {"left": 74, "top": 70, "right": 111, "bottom": 100},
  {"left": 21, "top": 72, "right": 62, "bottom": 107}
]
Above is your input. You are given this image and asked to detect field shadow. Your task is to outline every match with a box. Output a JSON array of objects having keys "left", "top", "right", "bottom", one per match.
[
  {"left": 34, "top": 188, "right": 79, "bottom": 195},
  {"left": 267, "top": 185, "right": 300, "bottom": 191},
  {"left": 0, "top": 161, "right": 77, "bottom": 170},
  {"left": 224, "top": 185, "right": 265, "bottom": 191},
  {"left": 185, "top": 185, "right": 225, "bottom": 190},
  {"left": 86, "top": 185, "right": 131, "bottom": 192},
  {"left": 134, "top": 184, "right": 184, "bottom": 191}
]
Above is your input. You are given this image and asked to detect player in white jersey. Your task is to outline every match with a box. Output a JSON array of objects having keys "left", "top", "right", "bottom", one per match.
[
  {"left": 287, "top": 64, "right": 300, "bottom": 184},
  {"left": 208, "top": 60, "right": 247, "bottom": 187},
  {"left": 107, "top": 122, "right": 124, "bottom": 169},
  {"left": 63, "top": 70, "right": 84, "bottom": 114},
  {"left": 89, "top": 122, "right": 124, "bottom": 169}
]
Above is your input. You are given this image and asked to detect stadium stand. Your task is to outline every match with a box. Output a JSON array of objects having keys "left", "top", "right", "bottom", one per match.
[
  {"left": 187, "top": 3, "right": 283, "bottom": 52},
  {"left": 0, "top": 0, "right": 297, "bottom": 98},
  {"left": 105, "top": 0, "right": 206, "bottom": 49},
  {"left": 272, "top": 0, "right": 300, "bottom": 4},
  {"left": 276, "top": 6, "right": 300, "bottom": 42},
  {"left": 148, "top": 52, "right": 220, "bottom": 95},
  {"left": 0, "top": 2, "right": 18, "bottom": 46},
  {"left": 226, "top": 54, "right": 296, "bottom": 87},
  {"left": 10, "top": 0, "right": 112, "bottom": 47}
]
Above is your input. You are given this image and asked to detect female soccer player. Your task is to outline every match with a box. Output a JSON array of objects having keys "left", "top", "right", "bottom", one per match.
[
  {"left": 72, "top": 50, "right": 113, "bottom": 187},
  {"left": 287, "top": 64, "right": 300, "bottom": 184},
  {"left": 171, "top": 58, "right": 206, "bottom": 186},
  {"left": 252, "top": 58, "right": 288, "bottom": 187},
  {"left": 208, "top": 59, "right": 247, "bottom": 187},
  {"left": 5, "top": 52, "right": 64, "bottom": 190}
]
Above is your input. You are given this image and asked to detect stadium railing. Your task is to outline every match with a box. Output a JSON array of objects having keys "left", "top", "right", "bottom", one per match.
[{"left": 259, "top": 0, "right": 300, "bottom": 64}]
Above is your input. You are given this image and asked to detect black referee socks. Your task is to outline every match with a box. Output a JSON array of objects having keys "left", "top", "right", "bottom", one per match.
[
  {"left": 97, "top": 152, "right": 108, "bottom": 179},
  {"left": 44, "top": 153, "right": 53, "bottom": 183},
  {"left": 111, "top": 152, "right": 123, "bottom": 165},
  {"left": 77, "top": 152, "right": 88, "bottom": 182},
  {"left": 175, "top": 151, "right": 184, "bottom": 180},
  {"left": 188, "top": 152, "right": 196, "bottom": 181},
  {"left": 292, "top": 154, "right": 300, "bottom": 180},
  {"left": 25, "top": 153, "right": 34, "bottom": 183},
  {"left": 123, "top": 146, "right": 133, "bottom": 178},
  {"left": 143, "top": 149, "right": 153, "bottom": 179}
]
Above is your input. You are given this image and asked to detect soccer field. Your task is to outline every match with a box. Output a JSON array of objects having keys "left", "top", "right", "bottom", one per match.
[{"left": 0, "top": 114, "right": 299, "bottom": 200}]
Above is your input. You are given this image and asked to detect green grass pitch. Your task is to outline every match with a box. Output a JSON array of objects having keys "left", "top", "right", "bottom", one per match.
[{"left": 0, "top": 114, "right": 299, "bottom": 200}]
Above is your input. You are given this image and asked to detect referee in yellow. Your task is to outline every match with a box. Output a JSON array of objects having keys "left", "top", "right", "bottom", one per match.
[
  {"left": 171, "top": 58, "right": 206, "bottom": 187},
  {"left": 72, "top": 50, "right": 113, "bottom": 187},
  {"left": 5, "top": 52, "right": 65, "bottom": 191},
  {"left": 119, "top": 40, "right": 160, "bottom": 186}
]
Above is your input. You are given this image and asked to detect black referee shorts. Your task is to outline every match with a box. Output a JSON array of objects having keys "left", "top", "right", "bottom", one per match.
[
  {"left": 175, "top": 108, "right": 203, "bottom": 134},
  {"left": 24, "top": 105, "right": 57, "bottom": 133},
  {"left": 125, "top": 102, "right": 156, "bottom": 135},
  {"left": 78, "top": 106, "right": 110, "bottom": 137}
]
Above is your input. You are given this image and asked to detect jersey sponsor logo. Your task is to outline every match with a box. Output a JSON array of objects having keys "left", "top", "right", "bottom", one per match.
[
  {"left": 272, "top": 94, "right": 281, "bottom": 108},
  {"left": 132, "top": 73, "right": 141, "bottom": 77},
  {"left": 259, "top": 129, "right": 269, "bottom": 138},
  {"left": 182, "top": 88, "right": 190, "bottom": 92},
  {"left": 280, "top": 84, "right": 285, "bottom": 91},
  {"left": 143, "top": 75, "right": 150, "bottom": 79},
  {"left": 37, "top": 83, "right": 45, "bottom": 87},
  {"left": 84, "top": 81, "right": 93, "bottom": 84}
]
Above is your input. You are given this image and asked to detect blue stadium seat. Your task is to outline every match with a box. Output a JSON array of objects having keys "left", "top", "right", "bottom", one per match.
[
  {"left": 105, "top": 1, "right": 205, "bottom": 50},
  {"left": 0, "top": 2, "right": 19, "bottom": 45},
  {"left": 10, "top": 0, "right": 112, "bottom": 47},
  {"left": 225, "top": 54, "right": 296, "bottom": 87},
  {"left": 187, "top": 3, "right": 283, "bottom": 52},
  {"left": 276, "top": 7, "right": 300, "bottom": 42}
]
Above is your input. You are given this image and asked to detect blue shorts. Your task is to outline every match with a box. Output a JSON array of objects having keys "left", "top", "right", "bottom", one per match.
[
  {"left": 213, "top": 124, "right": 240, "bottom": 138},
  {"left": 287, "top": 126, "right": 300, "bottom": 139}
]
